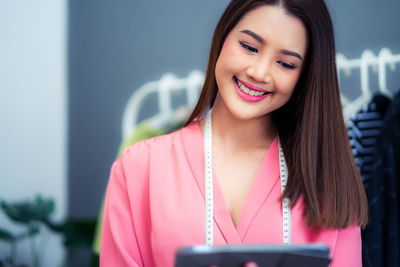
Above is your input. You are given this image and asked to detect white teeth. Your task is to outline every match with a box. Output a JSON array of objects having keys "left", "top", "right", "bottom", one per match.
[{"left": 236, "top": 79, "right": 266, "bottom": 96}]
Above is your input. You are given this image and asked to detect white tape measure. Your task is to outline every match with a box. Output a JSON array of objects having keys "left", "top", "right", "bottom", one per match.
[
  {"left": 204, "top": 109, "right": 292, "bottom": 245},
  {"left": 279, "top": 141, "right": 291, "bottom": 244},
  {"left": 204, "top": 109, "right": 214, "bottom": 246}
]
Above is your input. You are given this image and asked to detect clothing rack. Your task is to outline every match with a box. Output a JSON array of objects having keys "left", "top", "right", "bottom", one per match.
[
  {"left": 338, "top": 47, "right": 400, "bottom": 123},
  {"left": 122, "top": 70, "right": 204, "bottom": 139},
  {"left": 122, "top": 48, "right": 400, "bottom": 139}
]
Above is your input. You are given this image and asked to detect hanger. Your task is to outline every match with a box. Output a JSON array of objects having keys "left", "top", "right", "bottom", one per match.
[
  {"left": 378, "top": 48, "right": 394, "bottom": 99},
  {"left": 341, "top": 50, "right": 375, "bottom": 123},
  {"left": 339, "top": 47, "right": 400, "bottom": 124}
]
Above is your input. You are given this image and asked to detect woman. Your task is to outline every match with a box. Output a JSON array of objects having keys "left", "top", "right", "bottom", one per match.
[{"left": 100, "top": 0, "right": 368, "bottom": 266}]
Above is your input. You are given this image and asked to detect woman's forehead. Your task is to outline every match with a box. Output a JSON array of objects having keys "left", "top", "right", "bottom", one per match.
[{"left": 233, "top": 5, "right": 307, "bottom": 56}]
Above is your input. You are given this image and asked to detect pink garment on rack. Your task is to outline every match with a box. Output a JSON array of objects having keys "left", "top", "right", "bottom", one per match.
[{"left": 100, "top": 122, "right": 361, "bottom": 267}]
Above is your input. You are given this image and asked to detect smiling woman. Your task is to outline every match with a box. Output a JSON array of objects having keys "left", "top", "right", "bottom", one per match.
[
  {"left": 207, "top": 4, "right": 308, "bottom": 230},
  {"left": 100, "top": 1, "right": 368, "bottom": 266},
  {"left": 213, "top": 5, "right": 307, "bottom": 122}
]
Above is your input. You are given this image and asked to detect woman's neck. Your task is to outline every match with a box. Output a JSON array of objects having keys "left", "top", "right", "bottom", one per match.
[{"left": 200, "top": 95, "right": 277, "bottom": 153}]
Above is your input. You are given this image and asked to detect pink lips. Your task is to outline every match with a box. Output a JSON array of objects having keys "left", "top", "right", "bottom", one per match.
[{"left": 233, "top": 77, "right": 271, "bottom": 103}]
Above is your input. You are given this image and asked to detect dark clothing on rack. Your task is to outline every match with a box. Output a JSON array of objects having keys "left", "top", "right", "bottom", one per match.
[
  {"left": 347, "top": 94, "right": 391, "bottom": 184},
  {"left": 361, "top": 90, "right": 400, "bottom": 267}
]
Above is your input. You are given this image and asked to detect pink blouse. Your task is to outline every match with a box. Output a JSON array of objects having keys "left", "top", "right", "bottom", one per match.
[{"left": 100, "top": 122, "right": 361, "bottom": 267}]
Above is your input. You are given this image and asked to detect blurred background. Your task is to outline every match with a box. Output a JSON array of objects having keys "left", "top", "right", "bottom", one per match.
[{"left": 1, "top": 0, "right": 399, "bottom": 266}]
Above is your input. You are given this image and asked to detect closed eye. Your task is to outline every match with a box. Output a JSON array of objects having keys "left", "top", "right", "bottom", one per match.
[
  {"left": 239, "top": 41, "right": 258, "bottom": 53},
  {"left": 278, "top": 61, "right": 296, "bottom": 70}
]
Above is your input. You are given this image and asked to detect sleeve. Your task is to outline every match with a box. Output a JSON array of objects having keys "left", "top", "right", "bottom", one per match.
[
  {"left": 330, "top": 226, "right": 362, "bottom": 267},
  {"left": 100, "top": 159, "right": 143, "bottom": 267}
]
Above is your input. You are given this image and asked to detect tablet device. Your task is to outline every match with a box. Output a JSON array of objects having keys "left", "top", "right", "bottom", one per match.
[{"left": 175, "top": 244, "right": 331, "bottom": 267}]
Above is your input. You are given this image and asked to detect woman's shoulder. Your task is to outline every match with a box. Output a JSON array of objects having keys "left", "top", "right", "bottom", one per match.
[
  {"left": 118, "top": 122, "right": 200, "bottom": 163},
  {"left": 109, "top": 122, "right": 201, "bottom": 188}
]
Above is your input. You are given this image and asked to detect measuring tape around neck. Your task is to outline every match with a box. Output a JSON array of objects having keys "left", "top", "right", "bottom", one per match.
[{"left": 204, "top": 109, "right": 292, "bottom": 245}]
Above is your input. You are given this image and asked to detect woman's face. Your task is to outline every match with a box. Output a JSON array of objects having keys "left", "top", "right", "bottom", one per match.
[{"left": 214, "top": 5, "right": 307, "bottom": 121}]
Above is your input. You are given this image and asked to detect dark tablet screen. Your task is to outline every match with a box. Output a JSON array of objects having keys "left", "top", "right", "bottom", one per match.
[{"left": 175, "top": 244, "right": 331, "bottom": 267}]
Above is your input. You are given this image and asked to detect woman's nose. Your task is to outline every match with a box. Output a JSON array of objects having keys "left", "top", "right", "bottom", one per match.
[{"left": 246, "top": 57, "right": 272, "bottom": 84}]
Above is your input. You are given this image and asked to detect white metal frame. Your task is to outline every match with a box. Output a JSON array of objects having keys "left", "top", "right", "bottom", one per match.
[
  {"left": 338, "top": 47, "right": 400, "bottom": 123},
  {"left": 122, "top": 70, "right": 204, "bottom": 139}
]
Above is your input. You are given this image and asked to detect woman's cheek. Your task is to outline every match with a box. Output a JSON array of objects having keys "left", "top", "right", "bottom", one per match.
[
  {"left": 220, "top": 36, "right": 244, "bottom": 65},
  {"left": 281, "top": 71, "right": 302, "bottom": 93}
]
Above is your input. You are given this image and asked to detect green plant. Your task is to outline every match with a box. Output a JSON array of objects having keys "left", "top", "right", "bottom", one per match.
[{"left": 0, "top": 195, "right": 97, "bottom": 267}]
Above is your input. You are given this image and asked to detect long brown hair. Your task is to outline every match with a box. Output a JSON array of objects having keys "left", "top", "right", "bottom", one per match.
[{"left": 185, "top": 0, "right": 368, "bottom": 229}]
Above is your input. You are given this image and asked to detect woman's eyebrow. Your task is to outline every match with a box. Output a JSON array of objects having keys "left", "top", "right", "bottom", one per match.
[
  {"left": 240, "top": 29, "right": 264, "bottom": 43},
  {"left": 281, "top": 49, "right": 303, "bottom": 61},
  {"left": 240, "top": 29, "right": 303, "bottom": 61}
]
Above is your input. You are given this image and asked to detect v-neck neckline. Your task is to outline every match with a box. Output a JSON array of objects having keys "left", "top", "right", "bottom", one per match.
[
  {"left": 212, "top": 136, "right": 280, "bottom": 242},
  {"left": 180, "top": 121, "right": 281, "bottom": 244}
]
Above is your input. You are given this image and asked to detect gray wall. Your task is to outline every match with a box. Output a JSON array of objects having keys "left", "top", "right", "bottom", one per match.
[
  {"left": 68, "top": 0, "right": 400, "bottom": 249},
  {"left": 327, "top": 0, "right": 400, "bottom": 100}
]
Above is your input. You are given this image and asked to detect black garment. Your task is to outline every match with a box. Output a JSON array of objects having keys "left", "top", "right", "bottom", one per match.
[
  {"left": 362, "top": 90, "right": 400, "bottom": 267},
  {"left": 347, "top": 94, "right": 391, "bottom": 184}
]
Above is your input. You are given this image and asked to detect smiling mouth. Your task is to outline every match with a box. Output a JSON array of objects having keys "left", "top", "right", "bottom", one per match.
[{"left": 234, "top": 77, "right": 269, "bottom": 96}]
